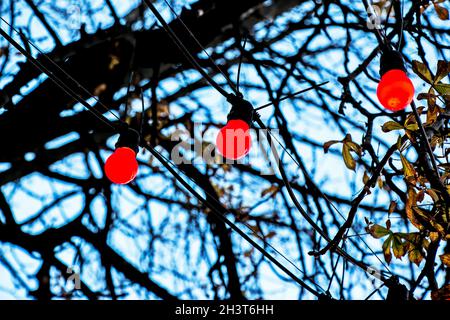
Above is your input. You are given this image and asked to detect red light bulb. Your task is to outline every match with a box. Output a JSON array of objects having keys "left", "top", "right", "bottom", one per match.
[
  {"left": 105, "top": 147, "right": 139, "bottom": 184},
  {"left": 216, "top": 119, "right": 252, "bottom": 160},
  {"left": 377, "top": 69, "right": 414, "bottom": 111}
]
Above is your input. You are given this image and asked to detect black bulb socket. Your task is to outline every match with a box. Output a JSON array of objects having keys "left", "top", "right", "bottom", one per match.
[
  {"left": 115, "top": 126, "right": 140, "bottom": 154},
  {"left": 226, "top": 94, "right": 254, "bottom": 126},
  {"left": 380, "top": 48, "right": 406, "bottom": 77}
]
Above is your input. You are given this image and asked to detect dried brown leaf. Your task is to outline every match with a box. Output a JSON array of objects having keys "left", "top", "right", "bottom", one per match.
[
  {"left": 440, "top": 253, "right": 450, "bottom": 267},
  {"left": 323, "top": 140, "right": 340, "bottom": 153}
]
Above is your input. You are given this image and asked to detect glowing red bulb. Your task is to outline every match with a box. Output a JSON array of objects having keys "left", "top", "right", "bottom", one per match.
[
  {"left": 105, "top": 147, "right": 139, "bottom": 184},
  {"left": 377, "top": 69, "right": 414, "bottom": 111},
  {"left": 216, "top": 119, "right": 252, "bottom": 160}
]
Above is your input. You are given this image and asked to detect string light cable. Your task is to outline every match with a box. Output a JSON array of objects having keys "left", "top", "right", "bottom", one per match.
[
  {"left": 140, "top": 0, "right": 356, "bottom": 261},
  {"left": 142, "top": 0, "right": 232, "bottom": 99},
  {"left": 147, "top": 144, "right": 329, "bottom": 297},
  {"left": 398, "top": 0, "right": 405, "bottom": 50},
  {"left": 0, "top": 17, "right": 122, "bottom": 122},
  {"left": 0, "top": 12, "right": 321, "bottom": 278},
  {"left": 0, "top": 24, "right": 117, "bottom": 130},
  {"left": 161, "top": 0, "right": 239, "bottom": 94},
  {"left": 2, "top": 13, "right": 389, "bottom": 286},
  {"left": 152, "top": 145, "right": 329, "bottom": 295}
]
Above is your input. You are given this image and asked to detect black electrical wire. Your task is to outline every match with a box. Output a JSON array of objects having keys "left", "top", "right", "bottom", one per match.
[
  {"left": 0, "top": 17, "right": 120, "bottom": 121},
  {"left": 158, "top": 0, "right": 399, "bottom": 288},
  {"left": 154, "top": 148, "right": 328, "bottom": 294},
  {"left": 254, "top": 82, "right": 329, "bottom": 111},
  {"left": 145, "top": 144, "right": 326, "bottom": 297},
  {"left": 361, "top": 0, "right": 388, "bottom": 46},
  {"left": 398, "top": 0, "right": 405, "bottom": 50},
  {"left": 0, "top": 25, "right": 117, "bottom": 130},
  {"left": 383, "top": 0, "right": 395, "bottom": 34},
  {"left": 161, "top": 0, "right": 239, "bottom": 94},
  {"left": 0, "top": 17, "right": 122, "bottom": 122},
  {"left": 236, "top": 36, "right": 248, "bottom": 94},
  {"left": 123, "top": 70, "right": 135, "bottom": 121},
  {"left": 142, "top": 0, "right": 231, "bottom": 99}
]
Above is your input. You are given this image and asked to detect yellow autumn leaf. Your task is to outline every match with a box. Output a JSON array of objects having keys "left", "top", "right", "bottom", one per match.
[
  {"left": 426, "top": 189, "right": 440, "bottom": 202},
  {"left": 430, "top": 232, "right": 440, "bottom": 242},
  {"left": 400, "top": 154, "right": 417, "bottom": 182},
  {"left": 430, "top": 220, "right": 446, "bottom": 236},
  {"left": 261, "top": 185, "right": 279, "bottom": 197},
  {"left": 244, "top": 248, "right": 254, "bottom": 258},
  {"left": 93, "top": 83, "right": 107, "bottom": 96},
  {"left": 434, "top": 83, "right": 450, "bottom": 95},
  {"left": 265, "top": 231, "right": 276, "bottom": 239},
  {"left": 377, "top": 176, "right": 384, "bottom": 189},
  {"left": 109, "top": 54, "right": 120, "bottom": 70},
  {"left": 435, "top": 60, "right": 450, "bottom": 83},
  {"left": 342, "top": 143, "right": 356, "bottom": 171},
  {"left": 346, "top": 141, "right": 362, "bottom": 156},
  {"left": 409, "top": 249, "right": 424, "bottom": 266},
  {"left": 382, "top": 235, "right": 393, "bottom": 264},
  {"left": 367, "top": 224, "right": 391, "bottom": 239},
  {"left": 405, "top": 187, "right": 424, "bottom": 231},
  {"left": 404, "top": 123, "right": 419, "bottom": 131},
  {"left": 392, "top": 235, "right": 406, "bottom": 259}
]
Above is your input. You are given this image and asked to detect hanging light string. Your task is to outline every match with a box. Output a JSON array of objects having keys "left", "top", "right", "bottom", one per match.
[
  {"left": 123, "top": 70, "right": 135, "bottom": 121},
  {"left": 0, "top": 17, "right": 122, "bottom": 122},
  {"left": 0, "top": 25, "right": 328, "bottom": 298},
  {"left": 361, "top": 0, "right": 440, "bottom": 178},
  {"left": 383, "top": 0, "right": 395, "bottom": 34},
  {"left": 144, "top": 2, "right": 361, "bottom": 266},
  {"left": 161, "top": 0, "right": 239, "bottom": 94},
  {"left": 147, "top": 3, "right": 381, "bottom": 276},
  {"left": 398, "top": 0, "right": 405, "bottom": 50},
  {"left": 153, "top": 0, "right": 330, "bottom": 112},
  {"left": 236, "top": 36, "right": 248, "bottom": 95},
  {"left": 0, "top": 17, "right": 331, "bottom": 295},
  {"left": 361, "top": 0, "right": 389, "bottom": 47},
  {"left": 142, "top": 0, "right": 394, "bottom": 284}
]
